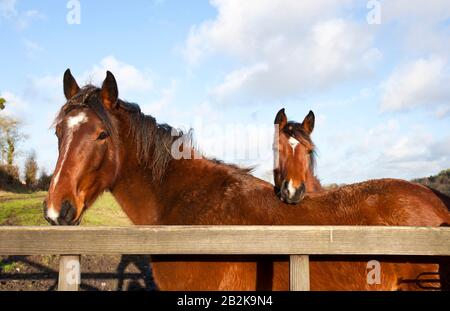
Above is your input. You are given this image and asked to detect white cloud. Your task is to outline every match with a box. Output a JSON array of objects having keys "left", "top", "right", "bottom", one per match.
[
  {"left": 25, "top": 74, "right": 62, "bottom": 105},
  {"left": 382, "top": 0, "right": 450, "bottom": 22},
  {"left": 16, "top": 9, "right": 44, "bottom": 30},
  {"left": 22, "top": 39, "right": 43, "bottom": 58},
  {"left": 0, "top": 90, "right": 29, "bottom": 119},
  {"left": 380, "top": 57, "right": 450, "bottom": 113},
  {"left": 26, "top": 56, "right": 155, "bottom": 105},
  {"left": 0, "top": 0, "right": 16, "bottom": 17},
  {"left": 359, "top": 119, "right": 400, "bottom": 153},
  {"left": 84, "top": 56, "right": 154, "bottom": 93},
  {"left": 376, "top": 2, "right": 450, "bottom": 116},
  {"left": 141, "top": 80, "right": 177, "bottom": 115},
  {"left": 184, "top": 0, "right": 357, "bottom": 62},
  {"left": 184, "top": 0, "right": 381, "bottom": 100},
  {"left": 383, "top": 134, "right": 433, "bottom": 163},
  {"left": 185, "top": 0, "right": 450, "bottom": 110},
  {"left": 318, "top": 119, "right": 450, "bottom": 184},
  {"left": 211, "top": 63, "right": 268, "bottom": 99},
  {"left": 377, "top": 1, "right": 450, "bottom": 57},
  {"left": 379, "top": 133, "right": 450, "bottom": 179},
  {"left": 0, "top": 90, "right": 58, "bottom": 173},
  {"left": 0, "top": 0, "right": 44, "bottom": 30},
  {"left": 435, "top": 106, "right": 450, "bottom": 119}
]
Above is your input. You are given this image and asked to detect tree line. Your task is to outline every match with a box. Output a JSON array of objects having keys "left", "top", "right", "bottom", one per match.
[
  {"left": 0, "top": 97, "right": 51, "bottom": 192},
  {"left": 412, "top": 169, "right": 450, "bottom": 197}
]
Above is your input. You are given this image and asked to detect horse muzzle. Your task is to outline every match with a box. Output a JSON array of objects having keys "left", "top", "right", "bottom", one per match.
[
  {"left": 43, "top": 200, "right": 81, "bottom": 226},
  {"left": 279, "top": 180, "right": 306, "bottom": 204}
]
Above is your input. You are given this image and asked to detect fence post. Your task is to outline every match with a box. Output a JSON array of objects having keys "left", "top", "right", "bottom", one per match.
[
  {"left": 290, "top": 255, "right": 310, "bottom": 291},
  {"left": 58, "top": 255, "right": 81, "bottom": 291}
]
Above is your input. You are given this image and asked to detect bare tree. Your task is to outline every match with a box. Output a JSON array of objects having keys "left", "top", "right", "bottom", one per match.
[
  {"left": 24, "top": 151, "right": 39, "bottom": 188},
  {"left": 0, "top": 115, "right": 27, "bottom": 166}
]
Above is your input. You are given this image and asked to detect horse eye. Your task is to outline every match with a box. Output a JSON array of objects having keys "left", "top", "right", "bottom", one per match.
[{"left": 97, "top": 131, "right": 109, "bottom": 140}]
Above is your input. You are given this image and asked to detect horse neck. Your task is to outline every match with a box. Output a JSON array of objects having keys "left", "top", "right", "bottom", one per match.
[
  {"left": 109, "top": 115, "right": 165, "bottom": 225},
  {"left": 111, "top": 153, "right": 225, "bottom": 225},
  {"left": 111, "top": 162, "right": 164, "bottom": 225}
]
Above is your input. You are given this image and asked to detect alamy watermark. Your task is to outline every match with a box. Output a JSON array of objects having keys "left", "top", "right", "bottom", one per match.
[
  {"left": 65, "top": 259, "right": 80, "bottom": 285},
  {"left": 366, "top": 260, "right": 381, "bottom": 285},
  {"left": 367, "top": 0, "right": 381, "bottom": 25},
  {"left": 170, "top": 118, "right": 277, "bottom": 164},
  {"left": 67, "top": 0, "right": 81, "bottom": 25}
]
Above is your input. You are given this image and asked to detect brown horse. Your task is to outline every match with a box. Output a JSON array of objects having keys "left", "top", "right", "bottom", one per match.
[
  {"left": 44, "top": 69, "right": 450, "bottom": 290},
  {"left": 273, "top": 108, "right": 322, "bottom": 203},
  {"left": 272, "top": 108, "right": 450, "bottom": 289},
  {"left": 272, "top": 108, "right": 450, "bottom": 209}
]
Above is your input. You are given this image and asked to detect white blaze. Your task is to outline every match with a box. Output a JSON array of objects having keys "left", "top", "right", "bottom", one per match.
[
  {"left": 287, "top": 179, "right": 296, "bottom": 199},
  {"left": 288, "top": 137, "right": 299, "bottom": 155},
  {"left": 51, "top": 112, "right": 88, "bottom": 191},
  {"left": 67, "top": 112, "right": 88, "bottom": 129}
]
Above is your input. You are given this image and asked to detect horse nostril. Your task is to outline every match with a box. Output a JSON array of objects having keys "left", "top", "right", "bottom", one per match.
[
  {"left": 281, "top": 181, "right": 290, "bottom": 196},
  {"left": 58, "top": 200, "right": 76, "bottom": 225},
  {"left": 298, "top": 183, "right": 306, "bottom": 196},
  {"left": 279, "top": 181, "right": 306, "bottom": 204},
  {"left": 59, "top": 201, "right": 70, "bottom": 218}
]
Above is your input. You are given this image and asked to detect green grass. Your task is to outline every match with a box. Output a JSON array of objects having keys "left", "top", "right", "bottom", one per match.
[
  {"left": 0, "top": 191, "right": 47, "bottom": 200},
  {"left": 0, "top": 261, "right": 25, "bottom": 273},
  {"left": 0, "top": 191, "right": 132, "bottom": 226},
  {"left": 0, "top": 191, "right": 48, "bottom": 226},
  {"left": 0, "top": 262, "right": 16, "bottom": 273},
  {"left": 82, "top": 192, "right": 132, "bottom": 226}
]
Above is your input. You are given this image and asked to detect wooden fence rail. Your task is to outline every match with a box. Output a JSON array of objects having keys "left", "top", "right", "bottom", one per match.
[{"left": 1, "top": 226, "right": 450, "bottom": 291}]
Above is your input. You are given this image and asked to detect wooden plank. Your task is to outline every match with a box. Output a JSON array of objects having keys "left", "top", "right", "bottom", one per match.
[
  {"left": 290, "top": 255, "right": 310, "bottom": 291},
  {"left": 0, "top": 226, "right": 449, "bottom": 256},
  {"left": 58, "top": 255, "right": 80, "bottom": 291}
]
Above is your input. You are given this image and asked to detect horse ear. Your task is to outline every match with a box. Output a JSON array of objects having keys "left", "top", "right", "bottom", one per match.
[
  {"left": 302, "top": 110, "right": 315, "bottom": 134},
  {"left": 63, "top": 69, "right": 80, "bottom": 100},
  {"left": 274, "top": 108, "right": 287, "bottom": 130},
  {"left": 101, "top": 71, "right": 118, "bottom": 110}
]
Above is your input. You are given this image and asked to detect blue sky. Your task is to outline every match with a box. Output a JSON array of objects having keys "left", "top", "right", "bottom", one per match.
[{"left": 1, "top": 0, "right": 450, "bottom": 185}]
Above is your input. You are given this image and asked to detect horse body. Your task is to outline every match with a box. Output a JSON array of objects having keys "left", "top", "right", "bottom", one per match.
[
  {"left": 111, "top": 139, "right": 450, "bottom": 290},
  {"left": 45, "top": 70, "right": 450, "bottom": 290}
]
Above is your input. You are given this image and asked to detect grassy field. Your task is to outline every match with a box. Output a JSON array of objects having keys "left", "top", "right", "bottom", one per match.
[
  {"left": 0, "top": 192, "right": 148, "bottom": 291},
  {"left": 0, "top": 191, "right": 132, "bottom": 226}
]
